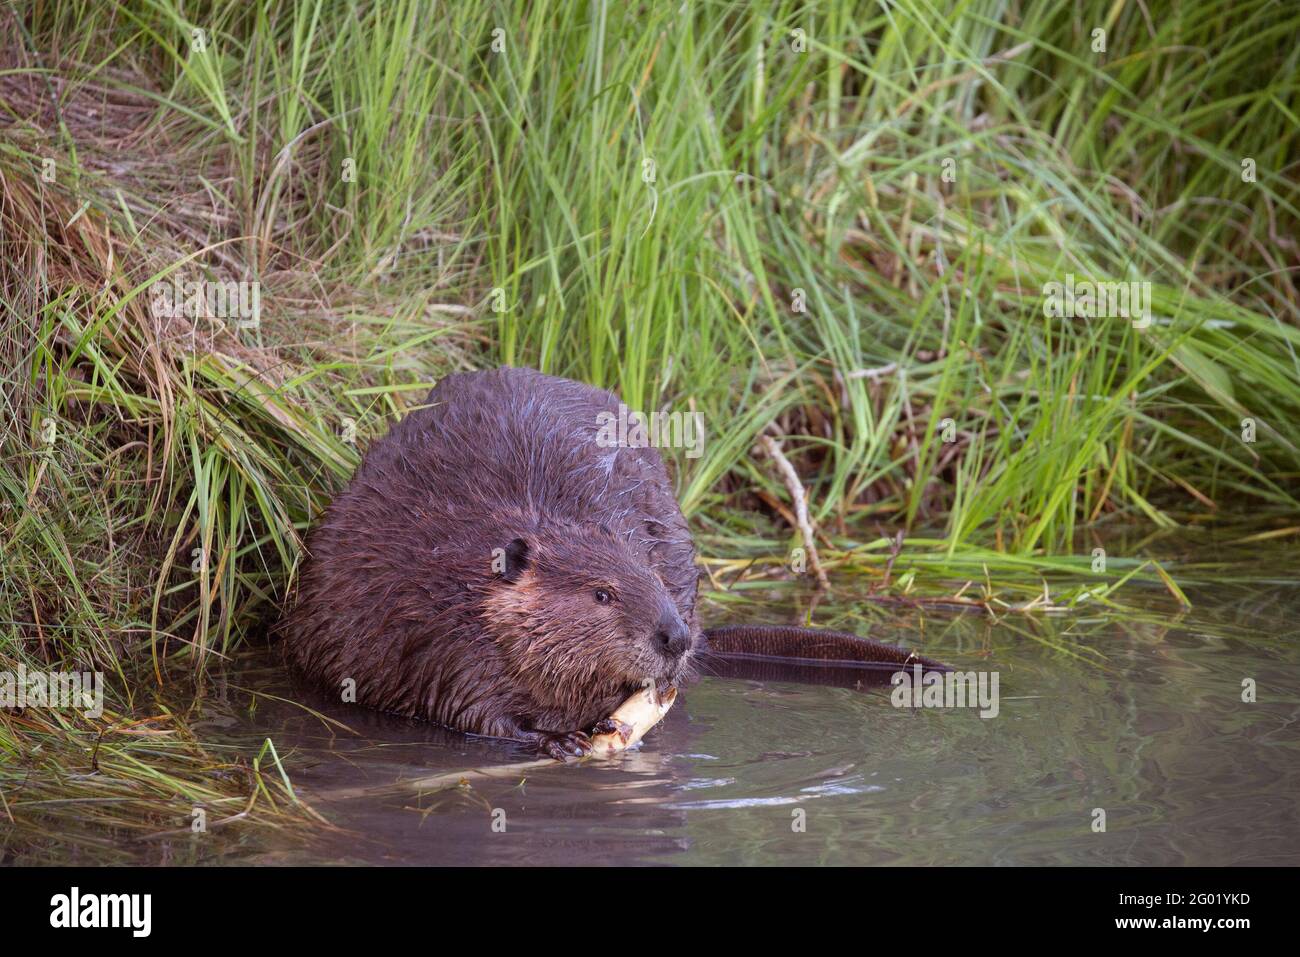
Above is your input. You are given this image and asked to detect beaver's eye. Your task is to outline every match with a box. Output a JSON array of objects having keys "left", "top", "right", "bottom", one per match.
[{"left": 594, "top": 588, "right": 613, "bottom": 605}]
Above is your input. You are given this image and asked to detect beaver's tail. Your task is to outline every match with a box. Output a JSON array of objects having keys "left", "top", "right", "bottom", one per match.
[{"left": 699, "top": 623, "right": 949, "bottom": 688}]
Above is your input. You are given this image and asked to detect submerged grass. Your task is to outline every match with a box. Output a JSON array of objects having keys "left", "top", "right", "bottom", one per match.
[{"left": 1, "top": 0, "right": 1297, "bottom": 857}]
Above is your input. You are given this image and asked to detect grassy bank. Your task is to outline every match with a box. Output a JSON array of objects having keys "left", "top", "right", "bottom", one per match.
[{"left": 2, "top": 0, "right": 1297, "bottom": 858}]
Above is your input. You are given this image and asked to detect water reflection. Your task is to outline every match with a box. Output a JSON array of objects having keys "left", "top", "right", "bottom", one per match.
[
  {"left": 16, "top": 550, "right": 1291, "bottom": 866},
  {"left": 195, "top": 568, "right": 1300, "bottom": 865}
]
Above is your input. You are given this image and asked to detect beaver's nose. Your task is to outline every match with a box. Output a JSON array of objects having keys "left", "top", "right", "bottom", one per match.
[{"left": 655, "top": 610, "right": 691, "bottom": 658}]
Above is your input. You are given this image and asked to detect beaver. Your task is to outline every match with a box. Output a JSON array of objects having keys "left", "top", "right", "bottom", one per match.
[{"left": 282, "top": 367, "right": 944, "bottom": 758}]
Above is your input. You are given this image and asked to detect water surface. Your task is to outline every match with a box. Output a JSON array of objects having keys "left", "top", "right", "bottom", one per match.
[{"left": 195, "top": 546, "right": 1300, "bottom": 866}]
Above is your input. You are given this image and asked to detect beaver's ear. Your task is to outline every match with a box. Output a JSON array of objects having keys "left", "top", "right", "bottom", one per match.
[{"left": 501, "top": 537, "right": 531, "bottom": 583}]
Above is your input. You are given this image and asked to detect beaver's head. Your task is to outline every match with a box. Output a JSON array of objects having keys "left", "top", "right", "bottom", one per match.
[{"left": 481, "top": 524, "right": 696, "bottom": 713}]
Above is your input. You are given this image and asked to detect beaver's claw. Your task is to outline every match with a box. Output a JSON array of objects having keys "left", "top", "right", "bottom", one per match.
[
  {"left": 588, "top": 717, "right": 622, "bottom": 737},
  {"left": 529, "top": 729, "right": 593, "bottom": 760}
]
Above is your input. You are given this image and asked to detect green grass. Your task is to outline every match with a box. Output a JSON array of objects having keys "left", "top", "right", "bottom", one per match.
[{"left": 1, "top": 0, "right": 1298, "bottom": 858}]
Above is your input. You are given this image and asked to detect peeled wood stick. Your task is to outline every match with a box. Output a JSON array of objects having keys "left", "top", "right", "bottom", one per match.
[
  {"left": 403, "top": 685, "right": 676, "bottom": 789},
  {"left": 587, "top": 685, "right": 676, "bottom": 758},
  {"left": 308, "top": 686, "right": 677, "bottom": 801}
]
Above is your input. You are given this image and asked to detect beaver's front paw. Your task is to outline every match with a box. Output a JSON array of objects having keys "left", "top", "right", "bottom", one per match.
[
  {"left": 588, "top": 717, "right": 622, "bottom": 737},
  {"left": 528, "top": 729, "right": 593, "bottom": 760}
]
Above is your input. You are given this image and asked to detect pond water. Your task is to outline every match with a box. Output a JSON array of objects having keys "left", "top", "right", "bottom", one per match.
[{"left": 184, "top": 541, "right": 1299, "bottom": 866}]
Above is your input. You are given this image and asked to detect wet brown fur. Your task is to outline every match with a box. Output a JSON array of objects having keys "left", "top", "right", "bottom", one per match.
[{"left": 282, "top": 368, "right": 699, "bottom": 749}]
